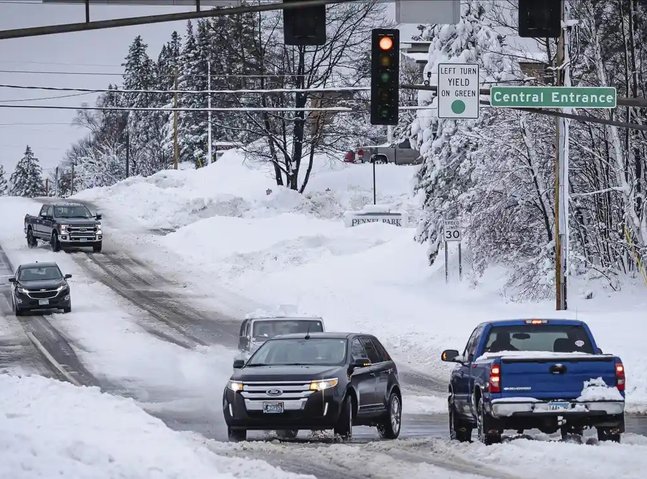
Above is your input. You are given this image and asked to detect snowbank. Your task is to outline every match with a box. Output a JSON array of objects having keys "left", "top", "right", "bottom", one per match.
[
  {"left": 69, "top": 152, "right": 647, "bottom": 414},
  {"left": 0, "top": 375, "right": 305, "bottom": 479}
]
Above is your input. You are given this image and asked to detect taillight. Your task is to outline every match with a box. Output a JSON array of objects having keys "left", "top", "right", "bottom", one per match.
[
  {"left": 615, "top": 362, "right": 625, "bottom": 392},
  {"left": 489, "top": 364, "right": 501, "bottom": 393}
]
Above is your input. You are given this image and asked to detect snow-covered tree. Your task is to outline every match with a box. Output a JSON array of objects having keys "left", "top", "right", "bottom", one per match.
[
  {"left": 412, "top": 1, "right": 518, "bottom": 266},
  {"left": 10, "top": 146, "right": 44, "bottom": 198},
  {"left": 0, "top": 164, "right": 8, "bottom": 195}
]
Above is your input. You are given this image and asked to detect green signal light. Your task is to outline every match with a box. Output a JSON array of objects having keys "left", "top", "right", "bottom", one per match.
[{"left": 380, "top": 72, "right": 390, "bottom": 82}]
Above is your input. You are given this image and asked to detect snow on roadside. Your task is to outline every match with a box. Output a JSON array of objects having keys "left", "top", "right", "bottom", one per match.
[
  {"left": 0, "top": 374, "right": 308, "bottom": 479},
  {"left": 70, "top": 152, "right": 647, "bottom": 414}
]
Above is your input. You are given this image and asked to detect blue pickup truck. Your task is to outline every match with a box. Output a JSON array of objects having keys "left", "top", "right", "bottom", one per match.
[{"left": 442, "top": 319, "right": 625, "bottom": 444}]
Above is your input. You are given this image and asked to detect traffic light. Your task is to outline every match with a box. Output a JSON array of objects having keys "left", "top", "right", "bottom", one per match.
[
  {"left": 283, "top": 0, "right": 326, "bottom": 46},
  {"left": 518, "top": 0, "right": 561, "bottom": 38},
  {"left": 371, "top": 28, "right": 399, "bottom": 126}
]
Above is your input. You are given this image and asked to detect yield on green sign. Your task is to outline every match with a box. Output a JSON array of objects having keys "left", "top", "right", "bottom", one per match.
[
  {"left": 491, "top": 86, "right": 617, "bottom": 108},
  {"left": 438, "top": 63, "right": 480, "bottom": 119}
]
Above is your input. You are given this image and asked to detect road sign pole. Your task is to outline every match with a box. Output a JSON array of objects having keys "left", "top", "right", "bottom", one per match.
[
  {"left": 458, "top": 242, "right": 462, "bottom": 282},
  {"left": 372, "top": 159, "right": 377, "bottom": 205},
  {"left": 444, "top": 241, "right": 449, "bottom": 284}
]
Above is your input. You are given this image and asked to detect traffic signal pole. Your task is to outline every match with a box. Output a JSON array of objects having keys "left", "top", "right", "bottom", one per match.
[{"left": 555, "top": 1, "right": 571, "bottom": 311}]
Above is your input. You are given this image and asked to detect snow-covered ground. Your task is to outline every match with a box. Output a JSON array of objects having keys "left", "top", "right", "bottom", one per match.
[
  {"left": 1, "top": 152, "right": 647, "bottom": 478},
  {"left": 72, "top": 152, "right": 647, "bottom": 412},
  {"left": 0, "top": 374, "right": 306, "bottom": 479}
]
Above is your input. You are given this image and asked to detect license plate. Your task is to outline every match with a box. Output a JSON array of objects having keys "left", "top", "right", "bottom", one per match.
[
  {"left": 547, "top": 401, "right": 571, "bottom": 411},
  {"left": 38, "top": 299, "right": 49, "bottom": 306},
  {"left": 263, "top": 402, "right": 284, "bottom": 414},
  {"left": 79, "top": 238, "right": 87, "bottom": 242}
]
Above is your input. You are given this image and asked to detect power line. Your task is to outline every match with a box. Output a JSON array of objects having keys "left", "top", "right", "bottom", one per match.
[
  {"left": 0, "top": 103, "right": 354, "bottom": 113},
  {"left": 0, "top": 83, "right": 368, "bottom": 95},
  {"left": 0, "top": 91, "right": 94, "bottom": 102},
  {"left": 0, "top": 68, "right": 307, "bottom": 79}
]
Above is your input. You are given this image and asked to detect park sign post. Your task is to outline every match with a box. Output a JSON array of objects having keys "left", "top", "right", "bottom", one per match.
[{"left": 491, "top": 86, "right": 617, "bottom": 109}]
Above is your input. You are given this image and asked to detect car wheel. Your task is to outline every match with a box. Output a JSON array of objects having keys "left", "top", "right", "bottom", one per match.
[
  {"left": 334, "top": 395, "right": 353, "bottom": 440},
  {"left": 378, "top": 391, "right": 402, "bottom": 439},
  {"left": 50, "top": 232, "right": 61, "bottom": 252},
  {"left": 449, "top": 397, "right": 472, "bottom": 442},
  {"left": 276, "top": 429, "right": 298, "bottom": 440},
  {"left": 27, "top": 229, "right": 37, "bottom": 248},
  {"left": 561, "top": 424, "right": 583, "bottom": 441},
  {"left": 63, "top": 303, "right": 72, "bottom": 314},
  {"left": 93, "top": 242, "right": 102, "bottom": 253},
  {"left": 227, "top": 428, "right": 246, "bottom": 442},
  {"left": 597, "top": 427, "right": 621, "bottom": 443},
  {"left": 13, "top": 300, "right": 23, "bottom": 317},
  {"left": 476, "top": 398, "right": 501, "bottom": 445}
]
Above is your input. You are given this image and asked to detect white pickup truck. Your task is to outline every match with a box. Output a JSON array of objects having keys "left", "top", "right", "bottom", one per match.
[{"left": 237, "top": 316, "right": 325, "bottom": 357}]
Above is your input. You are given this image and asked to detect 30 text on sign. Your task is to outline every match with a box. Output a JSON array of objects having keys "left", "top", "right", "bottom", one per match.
[
  {"left": 490, "top": 86, "right": 617, "bottom": 109},
  {"left": 437, "top": 63, "right": 480, "bottom": 119}
]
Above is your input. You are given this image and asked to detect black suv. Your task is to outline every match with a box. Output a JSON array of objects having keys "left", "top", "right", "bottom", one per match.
[
  {"left": 9, "top": 262, "right": 72, "bottom": 315},
  {"left": 223, "top": 332, "right": 402, "bottom": 442}
]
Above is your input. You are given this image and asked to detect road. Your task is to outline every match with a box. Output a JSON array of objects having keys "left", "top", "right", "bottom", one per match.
[{"left": 2, "top": 232, "right": 647, "bottom": 479}]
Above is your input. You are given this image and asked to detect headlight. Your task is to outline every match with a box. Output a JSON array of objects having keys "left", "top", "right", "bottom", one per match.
[
  {"left": 96, "top": 226, "right": 102, "bottom": 234},
  {"left": 60, "top": 224, "right": 69, "bottom": 232},
  {"left": 17, "top": 287, "right": 28, "bottom": 294},
  {"left": 309, "top": 378, "right": 339, "bottom": 391},
  {"left": 227, "top": 381, "right": 244, "bottom": 392},
  {"left": 55, "top": 285, "right": 67, "bottom": 292}
]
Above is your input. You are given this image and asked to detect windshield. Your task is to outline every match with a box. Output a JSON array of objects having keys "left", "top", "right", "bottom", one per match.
[
  {"left": 247, "top": 338, "right": 347, "bottom": 366},
  {"left": 18, "top": 266, "right": 62, "bottom": 282},
  {"left": 484, "top": 325, "right": 595, "bottom": 354},
  {"left": 53, "top": 205, "right": 93, "bottom": 219},
  {"left": 252, "top": 320, "right": 323, "bottom": 340}
]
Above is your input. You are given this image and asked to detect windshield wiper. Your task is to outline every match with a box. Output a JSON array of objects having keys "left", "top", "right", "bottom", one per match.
[{"left": 245, "top": 363, "right": 269, "bottom": 367}]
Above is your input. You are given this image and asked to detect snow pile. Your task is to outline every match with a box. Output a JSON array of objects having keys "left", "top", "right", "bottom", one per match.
[
  {"left": 578, "top": 377, "right": 624, "bottom": 402},
  {"left": 0, "top": 375, "right": 305, "bottom": 479},
  {"left": 68, "top": 152, "right": 647, "bottom": 413}
]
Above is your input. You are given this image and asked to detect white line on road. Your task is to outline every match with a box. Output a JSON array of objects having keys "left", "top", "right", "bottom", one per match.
[{"left": 26, "top": 331, "right": 81, "bottom": 387}]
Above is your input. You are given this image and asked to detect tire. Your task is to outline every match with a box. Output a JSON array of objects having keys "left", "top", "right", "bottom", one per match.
[
  {"left": 334, "top": 395, "right": 353, "bottom": 440},
  {"left": 276, "top": 429, "right": 298, "bottom": 440},
  {"left": 378, "top": 391, "right": 402, "bottom": 439},
  {"left": 561, "top": 425, "right": 583, "bottom": 441},
  {"left": 227, "top": 428, "right": 246, "bottom": 442},
  {"left": 50, "top": 232, "right": 61, "bottom": 252},
  {"left": 13, "top": 300, "right": 23, "bottom": 317},
  {"left": 449, "top": 397, "right": 472, "bottom": 442},
  {"left": 476, "top": 398, "right": 501, "bottom": 445},
  {"left": 597, "top": 427, "right": 621, "bottom": 443},
  {"left": 93, "top": 242, "right": 102, "bottom": 253},
  {"left": 63, "top": 303, "right": 72, "bottom": 314},
  {"left": 27, "top": 228, "right": 37, "bottom": 248}
]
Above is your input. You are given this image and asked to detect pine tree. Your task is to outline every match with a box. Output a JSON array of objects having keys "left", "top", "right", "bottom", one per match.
[
  {"left": 0, "top": 164, "right": 8, "bottom": 195},
  {"left": 411, "top": 1, "right": 516, "bottom": 265},
  {"left": 10, "top": 146, "right": 44, "bottom": 198}
]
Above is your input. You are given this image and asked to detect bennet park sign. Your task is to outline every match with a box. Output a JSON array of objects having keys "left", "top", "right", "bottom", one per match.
[
  {"left": 491, "top": 86, "right": 617, "bottom": 109},
  {"left": 344, "top": 211, "right": 408, "bottom": 228}
]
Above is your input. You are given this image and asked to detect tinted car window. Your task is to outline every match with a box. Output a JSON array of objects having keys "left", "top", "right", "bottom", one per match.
[
  {"left": 239, "top": 320, "right": 247, "bottom": 337},
  {"left": 18, "top": 266, "right": 62, "bottom": 281},
  {"left": 54, "top": 205, "right": 92, "bottom": 219},
  {"left": 247, "top": 338, "right": 347, "bottom": 366},
  {"left": 371, "top": 337, "right": 391, "bottom": 362},
  {"left": 463, "top": 325, "right": 484, "bottom": 361},
  {"left": 360, "top": 337, "right": 382, "bottom": 363},
  {"left": 351, "top": 338, "right": 369, "bottom": 362},
  {"left": 484, "top": 325, "right": 594, "bottom": 354}
]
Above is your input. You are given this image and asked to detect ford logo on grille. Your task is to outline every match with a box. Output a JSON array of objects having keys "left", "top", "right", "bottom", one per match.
[{"left": 266, "top": 389, "right": 282, "bottom": 396}]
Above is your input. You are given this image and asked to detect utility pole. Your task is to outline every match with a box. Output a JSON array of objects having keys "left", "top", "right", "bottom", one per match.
[
  {"left": 70, "top": 163, "right": 75, "bottom": 196},
  {"left": 173, "top": 69, "right": 179, "bottom": 170},
  {"left": 555, "top": 0, "right": 570, "bottom": 310},
  {"left": 207, "top": 59, "right": 213, "bottom": 165},
  {"left": 54, "top": 167, "right": 59, "bottom": 197}
]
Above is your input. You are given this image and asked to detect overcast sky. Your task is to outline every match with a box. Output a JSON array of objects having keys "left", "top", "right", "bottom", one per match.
[{"left": 0, "top": 1, "right": 406, "bottom": 176}]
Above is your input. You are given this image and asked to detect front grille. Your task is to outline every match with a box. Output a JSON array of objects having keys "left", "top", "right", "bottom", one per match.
[
  {"left": 25, "top": 289, "right": 60, "bottom": 299},
  {"left": 67, "top": 225, "right": 96, "bottom": 240},
  {"left": 240, "top": 380, "right": 315, "bottom": 412}
]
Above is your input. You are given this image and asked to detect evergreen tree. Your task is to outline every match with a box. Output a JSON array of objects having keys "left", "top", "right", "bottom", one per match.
[
  {"left": 10, "top": 146, "right": 44, "bottom": 198},
  {"left": 0, "top": 164, "right": 8, "bottom": 195},
  {"left": 411, "top": 1, "right": 516, "bottom": 266}
]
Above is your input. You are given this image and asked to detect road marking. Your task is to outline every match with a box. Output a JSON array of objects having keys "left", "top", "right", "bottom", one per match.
[{"left": 26, "top": 331, "right": 81, "bottom": 387}]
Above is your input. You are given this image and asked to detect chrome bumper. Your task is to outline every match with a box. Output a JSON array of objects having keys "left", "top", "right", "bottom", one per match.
[{"left": 491, "top": 399, "right": 625, "bottom": 418}]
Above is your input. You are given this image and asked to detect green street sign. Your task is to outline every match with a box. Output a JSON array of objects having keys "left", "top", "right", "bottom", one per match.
[{"left": 491, "top": 86, "right": 617, "bottom": 109}]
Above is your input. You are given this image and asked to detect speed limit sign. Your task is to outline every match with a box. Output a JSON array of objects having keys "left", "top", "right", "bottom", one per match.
[{"left": 443, "top": 220, "right": 462, "bottom": 242}]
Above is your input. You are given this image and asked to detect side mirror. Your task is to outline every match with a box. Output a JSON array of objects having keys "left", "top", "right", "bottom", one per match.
[
  {"left": 64, "top": 274, "right": 72, "bottom": 279},
  {"left": 596, "top": 347, "right": 603, "bottom": 354},
  {"left": 350, "top": 358, "right": 370, "bottom": 370},
  {"left": 441, "top": 349, "right": 461, "bottom": 363},
  {"left": 96, "top": 214, "right": 102, "bottom": 220},
  {"left": 233, "top": 359, "right": 245, "bottom": 369},
  {"left": 8, "top": 277, "right": 16, "bottom": 283}
]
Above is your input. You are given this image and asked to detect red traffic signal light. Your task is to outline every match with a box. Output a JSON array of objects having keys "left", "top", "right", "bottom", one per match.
[{"left": 371, "top": 29, "right": 399, "bottom": 126}]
